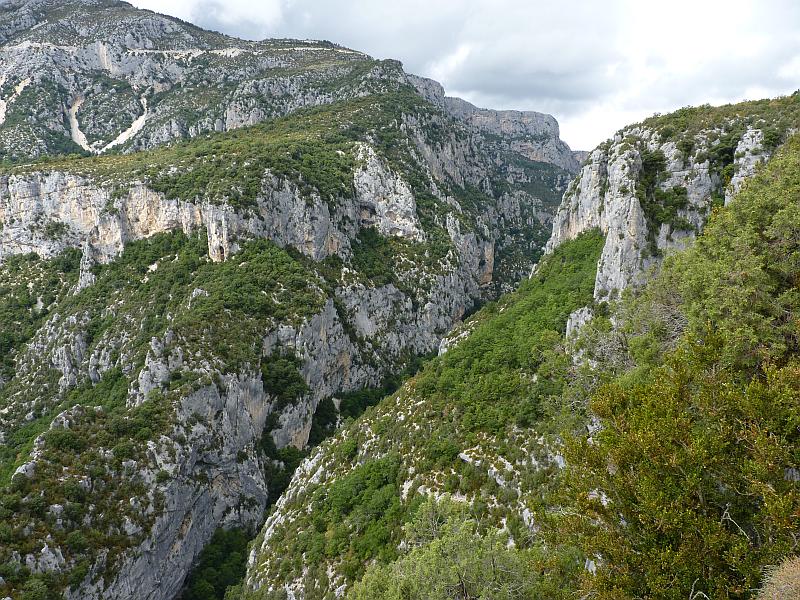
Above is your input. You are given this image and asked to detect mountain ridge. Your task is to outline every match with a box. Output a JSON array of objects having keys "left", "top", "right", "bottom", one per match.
[
  {"left": 0, "top": 0, "right": 582, "bottom": 175},
  {"left": 0, "top": 2, "right": 581, "bottom": 599},
  {"left": 0, "top": 3, "right": 797, "bottom": 600}
]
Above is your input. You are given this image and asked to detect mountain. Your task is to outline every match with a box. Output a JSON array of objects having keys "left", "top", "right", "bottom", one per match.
[
  {"left": 1, "top": 1, "right": 798, "bottom": 599},
  {"left": 242, "top": 96, "right": 800, "bottom": 600},
  {"left": 0, "top": 0, "right": 580, "bottom": 174},
  {"left": 0, "top": 1, "right": 586, "bottom": 599}
]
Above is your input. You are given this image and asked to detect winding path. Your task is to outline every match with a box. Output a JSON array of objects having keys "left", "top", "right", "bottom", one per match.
[
  {"left": 68, "top": 95, "right": 149, "bottom": 154},
  {"left": 0, "top": 78, "right": 32, "bottom": 126}
]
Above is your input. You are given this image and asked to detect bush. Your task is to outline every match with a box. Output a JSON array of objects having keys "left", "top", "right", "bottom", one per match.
[
  {"left": 261, "top": 353, "right": 309, "bottom": 411},
  {"left": 183, "top": 529, "right": 250, "bottom": 600},
  {"left": 65, "top": 531, "right": 89, "bottom": 552},
  {"left": 349, "top": 496, "right": 572, "bottom": 600}
]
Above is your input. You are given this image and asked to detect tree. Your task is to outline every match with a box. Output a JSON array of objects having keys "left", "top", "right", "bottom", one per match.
[
  {"left": 349, "top": 497, "right": 546, "bottom": 600},
  {"left": 20, "top": 578, "right": 49, "bottom": 600},
  {"left": 559, "top": 345, "right": 800, "bottom": 599}
]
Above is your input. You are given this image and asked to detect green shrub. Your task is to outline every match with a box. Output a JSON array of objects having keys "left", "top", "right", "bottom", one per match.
[
  {"left": 183, "top": 529, "right": 250, "bottom": 600},
  {"left": 261, "top": 353, "right": 309, "bottom": 411},
  {"left": 349, "top": 496, "right": 578, "bottom": 600},
  {"left": 556, "top": 135, "right": 800, "bottom": 599}
]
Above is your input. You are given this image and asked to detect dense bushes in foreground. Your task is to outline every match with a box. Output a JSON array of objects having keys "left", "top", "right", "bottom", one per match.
[{"left": 553, "top": 134, "right": 800, "bottom": 598}]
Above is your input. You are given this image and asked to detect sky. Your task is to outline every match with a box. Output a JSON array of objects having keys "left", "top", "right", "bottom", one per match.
[{"left": 128, "top": 0, "right": 800, "bottom": 150}]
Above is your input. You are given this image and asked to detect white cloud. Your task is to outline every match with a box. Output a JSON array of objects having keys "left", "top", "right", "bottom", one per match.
[{"left": 129, "top": 0, "right": 800, "bottom": 150}]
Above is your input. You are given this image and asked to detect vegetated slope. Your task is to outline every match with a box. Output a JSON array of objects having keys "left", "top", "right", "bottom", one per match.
[
  {"left": 243, "top": 230, "right": 604, "bottom": 599},
  {"left": 242, "top": 110, "right": 800, "bottom": 600},
  {"left": 0, "top": 78, "right": 570, "bottom": 600},
  {"left": 555, "top": 132, "right": 800, "bottom": 599}
]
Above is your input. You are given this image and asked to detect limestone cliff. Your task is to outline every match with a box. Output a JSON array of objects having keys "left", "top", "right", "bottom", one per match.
[
  {"left": 546, "top": 95, "right": 800, "bottom": 298},
  {"left": 409, "top": 74, "right": 580, "bottom": 174}
]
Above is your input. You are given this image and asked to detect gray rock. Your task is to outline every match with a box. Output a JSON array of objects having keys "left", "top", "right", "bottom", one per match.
[{"left": 546, "top": 124, "right": 773, "bottom": 299}]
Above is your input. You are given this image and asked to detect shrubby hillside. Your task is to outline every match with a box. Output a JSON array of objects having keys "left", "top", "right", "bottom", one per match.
[{"left": 242, "top": 125, "right": 800, "bottom": 600}]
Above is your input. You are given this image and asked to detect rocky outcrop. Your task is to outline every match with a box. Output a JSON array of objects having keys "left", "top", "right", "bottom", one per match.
[
  {"left": 726, "top": 127, "right": 766, "bottom": 205},
  {"left": 0, "top": 136, "right": 444, "bottom": 265},
  {"left": 409, "top": 74, "right": 580, "bottom": 174},
  {"left": 444, "top": 97, "right": 580, "bottom": 173},
  {"left": 546, "top": 123, "right": 775, "bottom": 299},
  {"left": 353, "top": 144, "right": 423, "bottom": 241}
]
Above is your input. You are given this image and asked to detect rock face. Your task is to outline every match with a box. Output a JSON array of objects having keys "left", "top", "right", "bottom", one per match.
[
  {"left": 0, "top": 167, "right": 361, "bottom": 265},
  {"left": 409, "top": 74, "right": 580, "bottom": 173},
  {"left": 353, "top": 144, "right": 423, "bottom": 241},
  {"left": 545, "top": 118, "right": 787, "bottom": 298}
]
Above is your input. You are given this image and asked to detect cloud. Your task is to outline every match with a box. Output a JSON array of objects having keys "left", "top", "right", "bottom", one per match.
[
  {"left": 129, "top": 0, "right": 800, "bottom": 150},
  {"left": 130, "top": 0, "right": 284, "bottom": 38}
]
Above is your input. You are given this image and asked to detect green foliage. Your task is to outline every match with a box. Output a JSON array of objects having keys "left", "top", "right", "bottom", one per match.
[
  {"left": 0, "top": 249, "right": 80, "bottom": 379},
  {"left": 19, "top": 577, "right": 53, "bottom": 600},
  {"left": 675, "top": 156, "right": 800, "bottom": 371},
  {"left": 169, "top": 238, "right": 324, "bottom": 370},
  {"left": 349, "top": 496, "right": 579, "bottom": 600},
  {"left": 307, "top": 397, "right": 337, "bottom": 447},
  {"left": 260, "top": 353, "right": 309, "bottom": 411},
  {"left": 562, "top": 346, "right": 800, "bottom": 600},
  {"left": 0, "top": 368, "right": 173, "bottom": 595},
  {"left": 642, "top": 92, "right": 800, "bottom": 147},
  {"left": 265, "top": 454, "right": 409, "bottom": 594},
  {"left": 628, "top": 134, "right": 800, "bottom": 373},
  {"left": 338, "top": 386, "right": 393, "bottom": 421},
  {"left": 183, "top": 529, "right": 250, "bottom": 600},
  {"left": 412, "top": 229, "right": 604, "bottom": 438},
  {"left": 58, "top": 230, "right": 324, "bottom": 375},
  {"left": 555, "top": 135, "right": 800, "bottom": 599},
  {"left": 0, "top": 365, "right": 131, "bottom": 486},
  {"left": 350, "top": 228, "right": 398, "bottom": 286},
  {"left": 249, "top": 232, "right": 604, "bottom": 596},
  {"left": 635, "top": 149, "right": 691, "bottom": 255},
  {"left": 263, "top": 445, "right": 307, "bottom": 503}
]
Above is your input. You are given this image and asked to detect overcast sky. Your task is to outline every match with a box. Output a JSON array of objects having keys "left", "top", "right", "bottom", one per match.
[{"left": 130, "top": 0, "right": 800, "bottom": 150}]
